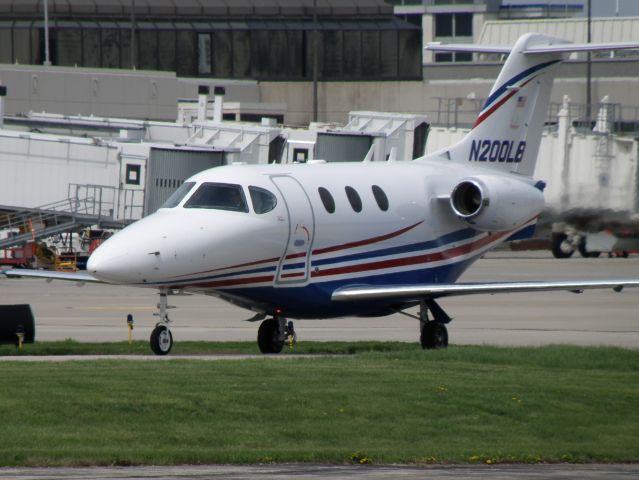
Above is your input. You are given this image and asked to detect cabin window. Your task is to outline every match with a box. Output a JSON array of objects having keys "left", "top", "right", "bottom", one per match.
[
  {"left": 161, "top": 181, "right": 195, "bottom": 208},
  {"left": 345, "top": 186, "right": 362, "bottom": 213},
  {"left": 184, "top": 182, "right": 248, "bottom": 212},
  {"left": 372, "top": 185, "right": 389, "bottom": 211},
  {"left": 249, "top": 186, "right": 277, "bottom": 214},
  {"left": 318, "top": 187, "right": 335, "bottom": 214}
]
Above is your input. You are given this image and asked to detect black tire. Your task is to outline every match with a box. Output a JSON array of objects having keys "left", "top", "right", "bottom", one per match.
[
  {"left": 150, "top": 325, "right": 173, "bottom": 355},
  {"left": 551, "top": 232, "right": 574, "bottom": 259},
  {"left": 258, "top": 318, "right": 284, "bottom": 354},
  {"left": 420, "top": 322, "right": 448, "bottom": 350}
]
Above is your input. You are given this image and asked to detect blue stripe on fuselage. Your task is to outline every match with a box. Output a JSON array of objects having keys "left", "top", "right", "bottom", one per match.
[
  {"left": 311, "top": 227, "right": 477, "bottom": 268},
  {"left": 225, "top": 255, "right": 478, "bottom": 319}
]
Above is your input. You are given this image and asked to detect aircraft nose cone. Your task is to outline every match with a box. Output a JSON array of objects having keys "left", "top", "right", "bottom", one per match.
[{"left": 86, "top": 243, "right": 131, "bottom": 283}]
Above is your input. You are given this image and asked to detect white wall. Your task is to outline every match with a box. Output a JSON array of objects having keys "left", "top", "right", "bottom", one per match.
[{"left": 0, "top": 132, "right": 120, "bottom": 208}]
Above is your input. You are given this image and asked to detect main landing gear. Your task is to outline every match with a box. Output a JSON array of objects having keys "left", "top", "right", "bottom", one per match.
[
  {"left": 418, "top": 299, "right": 451, "bottom": 349},
  {"left": 150, "top": 289, "right": 174, "bottom": 355},
  {"left": 257, "top": 316, "right": 296, "bottom": 354}
]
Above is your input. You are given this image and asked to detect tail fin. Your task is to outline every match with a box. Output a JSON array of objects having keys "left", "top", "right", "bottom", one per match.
[{"left": 427, "top": 34, "right": 639, "bottom": 177}]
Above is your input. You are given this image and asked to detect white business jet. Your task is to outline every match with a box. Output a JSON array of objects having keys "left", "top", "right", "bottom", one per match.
[{"left": 7, "top": 34, "right": 639, "bottom": 355}]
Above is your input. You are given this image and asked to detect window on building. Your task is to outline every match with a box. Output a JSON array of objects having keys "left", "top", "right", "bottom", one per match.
[
  {"left": 233, "top": 30, "right": 251, "bottom": 78},
  {"left": 13, "top": 28, "right": 31, "bottom": 64},
  {"left": 198, "top": 33, "right": 212, "bottom": 75},
  {"left": 345, "top": 186, "right": 362, "bottom": 213},
  {"left": 0, "top": 28, "right": 11, "bottom": 63},
  {"left": 212, "top": 31, "right": 232, "bottom": 77},
  {"left": 158, "top": 29, "right": 176, "bottom": 71},
  {"left": 380, "top": 30, "right": 399, "bottom": 78},
  {"left": 102, "top": 28, "right": 120, "bottom": 68},
  {"left": 435, "top": 13, "right": 453, "bottom": 37},
  {"left": 435, "top": 52, "right": 453, "bottom": 62},
  {"left": 176, "top": 30, "right": 196, "bottom": 76},
  {"left": 139, "top": 29, "right": 158, "bottom": 70},
  {"left": 361, "top": 30, "right": 380, "bottom": 77},
  {"left": 455, "top": 13, "right": 473, "bottom": 36},
  {"left": 372, "top": 185, "right": 389, "bottom": 211},
  {"left": 318, "top": 187, "right": 335, "bottom": 213},
  {"left": 293, "top": 148, "right": 309, "bottom": 163},
  {"left": 57, "top": 29, "right": 82, "bottom": 66},
  {"left": 434, "top": 12, "right": 473, "bottom": 63},
  {"left": 83, "top": 28, "right": 101, "bottom": 67},
  {"left": 125, "top": 164, "right": 141, "bottom": 185},
  {"left": 0, "top": 18, "right": 420, "bottom": 81},
  {"left": 343, "top": 30, "right": 362, "bottom": 78}
]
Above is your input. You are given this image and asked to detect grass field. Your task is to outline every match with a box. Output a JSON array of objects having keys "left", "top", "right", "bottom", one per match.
[{"left": 0, "top": 344, "right": 638, "bottom": 467}]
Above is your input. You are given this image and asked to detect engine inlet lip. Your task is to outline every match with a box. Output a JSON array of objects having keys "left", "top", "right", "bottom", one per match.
[{"left": 450, "top": 179, "right": 484, "bottom": 219}]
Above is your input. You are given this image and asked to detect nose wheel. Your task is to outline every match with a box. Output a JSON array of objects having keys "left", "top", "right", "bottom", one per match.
[
  {"left": 150, "top": 324, "right": 173, "bottom": 355},
  {"left": 150, "top": 289, "right": 174, "bottom": 355}
]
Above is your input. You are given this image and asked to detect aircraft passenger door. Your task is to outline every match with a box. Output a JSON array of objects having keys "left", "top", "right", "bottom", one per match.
[{"left": 271, "top": 175, "right": 315, "bottom": 285}]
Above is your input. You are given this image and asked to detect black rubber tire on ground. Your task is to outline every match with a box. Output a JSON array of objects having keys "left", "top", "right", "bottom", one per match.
[
  {"left": 150, "top": 325, "right": 173, "bottom": 355},
  {"left": 420, "top": 322, "right": 449, "bottom": 350},
  {"left": 258, "top": 318, "right": 284, "bottom": 354},
  {"left": 551, "top": 232, "right": 574, "bottom": 259}
]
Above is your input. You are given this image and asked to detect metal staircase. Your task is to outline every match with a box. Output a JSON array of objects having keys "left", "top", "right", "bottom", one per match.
[{"left": 0, "top": 184, "right": 137, "bottom": 249}]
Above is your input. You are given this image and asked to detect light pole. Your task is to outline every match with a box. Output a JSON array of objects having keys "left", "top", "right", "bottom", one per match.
[{"left": 43, "top": 0, "right": 51, "bottom": 66}]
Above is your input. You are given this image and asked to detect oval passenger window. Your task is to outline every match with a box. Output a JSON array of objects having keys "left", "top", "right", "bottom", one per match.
[
  {"left": 372, "top": 185, "right": 389, "bottom": 211},
  {"left": 345, "top": 186, "right": 362, "bottom": 213},
  {"left": 318, "top": 187, "right": 335, "bottom": 213}
]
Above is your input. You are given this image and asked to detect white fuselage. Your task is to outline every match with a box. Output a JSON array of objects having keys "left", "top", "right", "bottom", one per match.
[{"left": 86, "top": 159, "right": 541, "bottom": 319}]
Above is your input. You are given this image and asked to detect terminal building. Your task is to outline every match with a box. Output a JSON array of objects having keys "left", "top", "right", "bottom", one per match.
[{"left": 0, "top": 0, "right": 637, "bottom": 127}]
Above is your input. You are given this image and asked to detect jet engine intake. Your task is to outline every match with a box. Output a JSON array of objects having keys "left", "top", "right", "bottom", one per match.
[{"left": 449, "top": 175, "right": 544, "bottom": 232}]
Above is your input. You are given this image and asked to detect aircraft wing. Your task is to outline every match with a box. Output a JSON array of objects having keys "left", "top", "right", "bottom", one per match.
[
  {"left": 2, "top": 268, "right": 102, "bottom": 283},
  {"left": 331, "top": 279, "right": 639, "bottom": 302}
]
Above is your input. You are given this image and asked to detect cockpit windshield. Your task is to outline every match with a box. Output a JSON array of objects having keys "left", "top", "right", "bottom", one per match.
[
  {"left": 249, "top": 186, "right": 277, "bottom": 214},
  {"left": 184, "top": 182, "right": 249, "bottom": 212},
  {"left": 161, "top": 182, "right": 195, "bottom": 209}
]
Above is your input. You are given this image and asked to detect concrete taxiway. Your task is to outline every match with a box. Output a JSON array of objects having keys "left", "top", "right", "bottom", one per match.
[
  {"left": 1, "top": 250, "right": 639, "bottom": 348},
  {"left": 1, "top": 464, "right": 639, "bottom": 479}
]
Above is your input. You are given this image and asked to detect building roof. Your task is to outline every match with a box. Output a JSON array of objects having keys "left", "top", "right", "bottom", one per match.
[
  {"left": 479, "top": 16, "right": 639, "bottom": 46},
  {"left": 0, "top": 0, "right": 393, "bottom": 18}
]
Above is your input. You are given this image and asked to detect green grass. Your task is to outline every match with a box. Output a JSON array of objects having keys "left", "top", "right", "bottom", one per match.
[
  {"left": 0, "top": 345, "right": 638, "bottom": 467},
  {"left": 0, "top": 339, "right": 417, "bottom": 356}
]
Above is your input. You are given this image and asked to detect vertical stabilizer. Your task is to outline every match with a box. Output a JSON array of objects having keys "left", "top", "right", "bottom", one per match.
[{"left": 430, "top": 34, "right": 568, "bottom": 176}]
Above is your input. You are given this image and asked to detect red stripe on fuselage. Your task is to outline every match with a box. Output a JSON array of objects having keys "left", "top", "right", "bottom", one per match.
[
  {"left": 313, "top": 220, "right": 423, "bottom": 256},
  {"left": 311, "top": 230, "right": 507, "bottom": 279},
  {"left": 173, "top": 256, "right": 280, "bottom": 278}
]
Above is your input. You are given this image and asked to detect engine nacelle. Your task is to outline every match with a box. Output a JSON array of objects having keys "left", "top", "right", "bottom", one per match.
[{"left": 449, "top": 175, "right": 544, "bottom": 231}]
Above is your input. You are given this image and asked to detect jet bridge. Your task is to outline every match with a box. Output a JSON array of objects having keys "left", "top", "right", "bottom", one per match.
[{"left": 309, "top": 112, "right": 429, "bottom": 163}]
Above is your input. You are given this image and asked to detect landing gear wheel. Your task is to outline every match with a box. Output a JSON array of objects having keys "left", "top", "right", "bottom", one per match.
[
  {"left": 150, "top": 324, "right": 173, "bottom": 355},
  {"left": 420, "top": 322, "right": 448, "bottom": 350},
  {"left": 551, "top": 232, "right": 574, "bottom": 259},
  {"left": 258, "top": 318, "right": 285, "bottom": 354}
]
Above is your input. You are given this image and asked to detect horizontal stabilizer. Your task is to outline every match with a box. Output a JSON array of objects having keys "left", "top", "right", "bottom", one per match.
[
  {"left": 332, "top": 279, "right": 639, "bottom": 302},
  {"left": 426, "top": 43, "right": 511, "bottom": 54},
  {"left": 426, "top": 40, "right": 639, "bottom": 55}
]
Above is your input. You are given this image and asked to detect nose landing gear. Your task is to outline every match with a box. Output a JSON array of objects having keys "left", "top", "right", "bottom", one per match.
[
  {"left": 257, "top": 316, "right": 296, "bottom": 354},
  {"left": 150, "top": 289, "right": 174, "bottom": 355}
]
